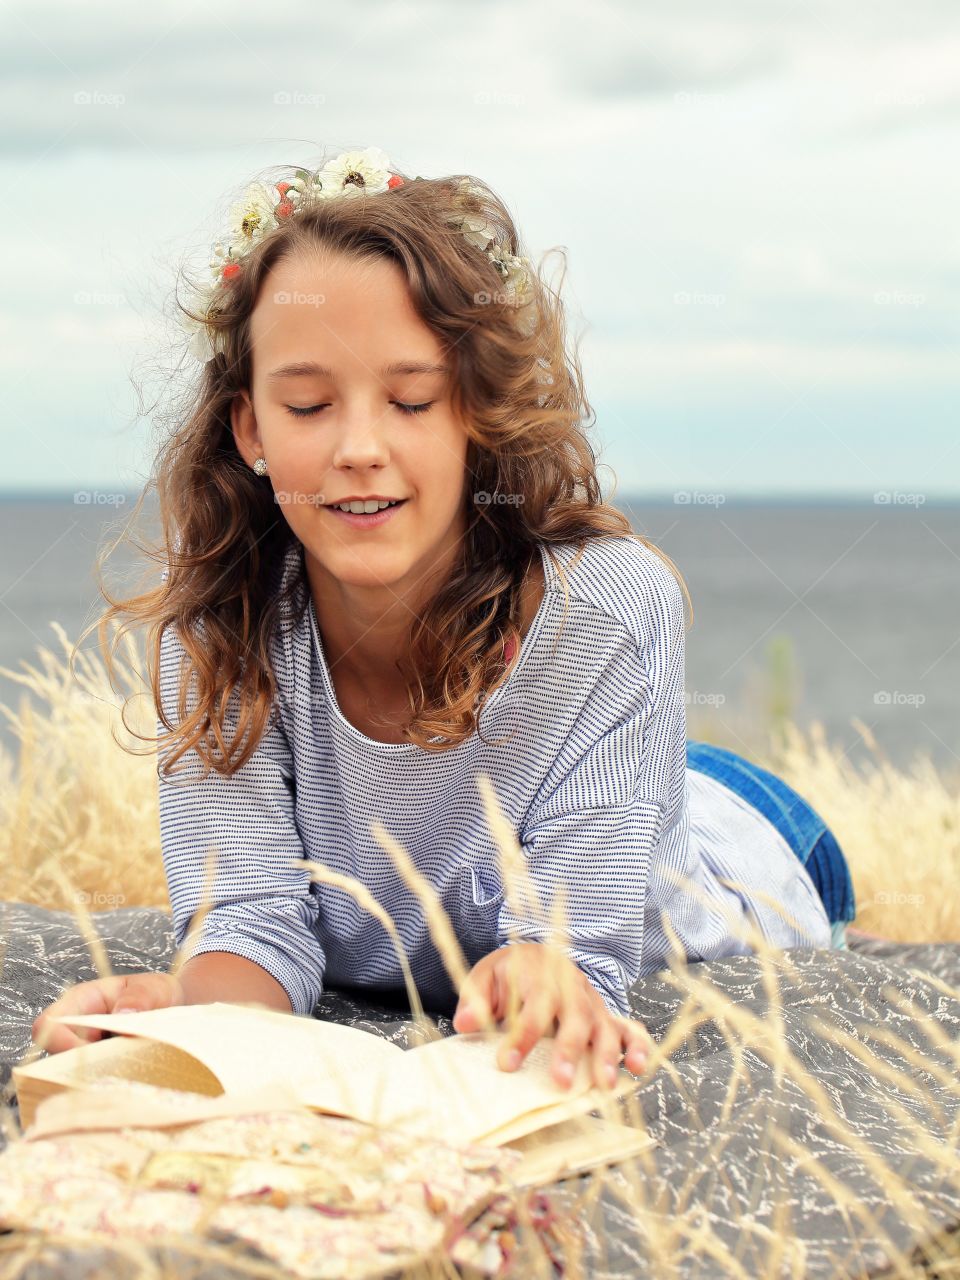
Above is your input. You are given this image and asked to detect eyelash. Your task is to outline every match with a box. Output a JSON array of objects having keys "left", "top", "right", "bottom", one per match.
[{"left": 285, "top": 402, "right": 436, "bottom": 419}]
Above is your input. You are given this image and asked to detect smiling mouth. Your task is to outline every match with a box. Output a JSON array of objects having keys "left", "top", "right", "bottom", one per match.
[
  {"left": 324, "top": 499, "right": 408, "bottom": 511},
  {"left": 322, "top": 500, "right": 411, "bottom": 525}
]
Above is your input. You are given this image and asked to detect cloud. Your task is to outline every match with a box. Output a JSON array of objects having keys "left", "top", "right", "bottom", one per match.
[
  {"left": 0, "top": 0, "right": 956, "bottom": 492},
  {"left": 1, "top": 0, "right": 956, "bottom": 153}
]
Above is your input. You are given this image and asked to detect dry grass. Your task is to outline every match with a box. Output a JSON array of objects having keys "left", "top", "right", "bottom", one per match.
[
  {"left": 0, "top": 620, "right": 959, "bottom": 1279},
  {"left": 2, "top": 621, "right": 957, "bottom": 943},
  {"left": 768, "top": 717, "right": 959, "bottom": 945}
]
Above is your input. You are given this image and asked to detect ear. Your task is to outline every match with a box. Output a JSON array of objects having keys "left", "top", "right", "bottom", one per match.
[{"left": 231, "top": 390, "right": 263, "bottom": 468}]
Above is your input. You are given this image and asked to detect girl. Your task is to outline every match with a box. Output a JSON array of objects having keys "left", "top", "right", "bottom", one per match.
[{"left": 34, "top": 146, "right": 856, "bottom": 1093}]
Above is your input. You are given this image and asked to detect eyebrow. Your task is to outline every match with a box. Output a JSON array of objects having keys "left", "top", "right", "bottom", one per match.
[{"left": 266, "top": 360, "right": 450, "bottom": 381}]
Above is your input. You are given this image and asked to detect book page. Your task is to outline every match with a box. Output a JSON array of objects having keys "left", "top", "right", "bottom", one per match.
[
  {"left": 505, "top": 1114, "right": 657, "bottom": 1187},
  {"left": 53, "top": 1002, "right": 403, "bottom": 1123},
  {"left": 24, "top": 1076, "right": 308, "bottom": 1142},
  {"left": 16, "top": 1035, "right": 223, "bottom": 1097},
  {"left": 378, "top": 1032, "right": 626, "bottom": 1143},
  {"left": 479, "top": 1071, "right": 639, "bottom": 1147}
]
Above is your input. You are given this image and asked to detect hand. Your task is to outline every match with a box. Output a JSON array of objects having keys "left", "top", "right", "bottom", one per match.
[
  {"left": 452, "top": 942, "right": 651, "bottom": 1092},
  {"left": 32, "top": 972, "right": 186, "bottom": 1055}
]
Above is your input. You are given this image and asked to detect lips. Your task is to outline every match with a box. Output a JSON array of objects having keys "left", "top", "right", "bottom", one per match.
[
  {"left": 325, "top": 499, "right": 405, "bottom": 510},
  {"left": 324, "top": 499, "right": 408, "bottom": 528}
]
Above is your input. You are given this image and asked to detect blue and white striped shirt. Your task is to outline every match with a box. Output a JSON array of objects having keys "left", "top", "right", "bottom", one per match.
[{"left": 157, "top": 535, "right": 831, "bottom": 1019}]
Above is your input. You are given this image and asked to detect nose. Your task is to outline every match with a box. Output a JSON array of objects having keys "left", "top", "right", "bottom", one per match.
[{"left": 330, "top": 401, "right": 392, "bottom": 470}]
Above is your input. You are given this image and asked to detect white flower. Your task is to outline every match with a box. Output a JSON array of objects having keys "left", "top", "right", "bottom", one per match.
[
  {"left": 178, "top": 306, "right": 218, "bottom": 363},
  {"left": 455, "top": 178, "right": 487, "bottom": 202},
  {"left": 314, "top": 146, "right": 393, "bottom": 198},
  {"left": 457, "top": 213, "right": 498, "bottom": 253},
  {"left": 227, "top": 182, "right": 281, "bottom": 251},
  {"left": 489, "top": 246, "right": 532, "bottom": 298},
  {"left": 485, "top": 246, "right": 537, "bottom": 334}
]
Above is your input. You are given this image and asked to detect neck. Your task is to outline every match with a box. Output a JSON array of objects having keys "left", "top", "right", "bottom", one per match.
[{"left": 304, "top": 537, "right": 463, "bottom": 689}]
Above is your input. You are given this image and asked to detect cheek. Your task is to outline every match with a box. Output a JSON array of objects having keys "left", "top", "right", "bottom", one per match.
[
  {"left": 264, "top": 425, "right": 326, "bottom": 482},
  {"left": 416, "top": 460, "right": 468, "bottom": 520},
  {"left": 417, "top": 421, "right": 469, "bottom": 494},
  {"left": 259, "top": 434, "right": 329, "bottom": 514},
  {"left": 260, "top": 421, "right": 303, "bottom": 464}
]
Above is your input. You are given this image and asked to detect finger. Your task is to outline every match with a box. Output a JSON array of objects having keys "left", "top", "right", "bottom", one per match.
[
  {"left": 591, "top": 1015, "right": 626, "bottom": 1091},
  {"left": 32, "top": 977, "right": 128, "bottom": 1054},
  {"left": 31, "top": 1017, "right": 92, "bottom": 1055},
  {"left": 499, "top": 945, "right": 526, "bottom": 1030},
  {"left": 619, "top": 1017, "right": 652, "bottom": 1074},
  {"left": 497, "top": 987, "right": 557, "bottom": 1072},
  {"left": 550, "top": 997, "right": 595, "bottom": 1089},
  {"left": 453, "top": 965, "right": 496, "bottom": 1034},
  {"left": 113, "top": 972, "right": 181, "bottom": 1014}
]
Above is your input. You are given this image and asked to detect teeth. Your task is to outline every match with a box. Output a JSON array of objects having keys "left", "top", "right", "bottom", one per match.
[{"left": 334, "top": 499, "right": 399, "bottom": 514}]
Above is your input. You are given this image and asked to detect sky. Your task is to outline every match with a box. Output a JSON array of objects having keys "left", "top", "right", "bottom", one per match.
[{"left": 1, "top": 0, "right": 958, "bottom": 499}]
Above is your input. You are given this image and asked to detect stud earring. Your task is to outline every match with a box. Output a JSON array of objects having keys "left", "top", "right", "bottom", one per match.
[{"left": 253, "top": 457, "right": 269, "bottom": 476}]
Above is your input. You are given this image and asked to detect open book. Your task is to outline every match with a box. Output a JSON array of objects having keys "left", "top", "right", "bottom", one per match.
[{"left": 14, "top": 1002, "right": 654, "bottom": 1182}]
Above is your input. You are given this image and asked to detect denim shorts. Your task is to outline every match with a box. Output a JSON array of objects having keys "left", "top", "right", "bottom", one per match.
[{"left": 686, "top": 739, "right": 857, "bottom": 949}]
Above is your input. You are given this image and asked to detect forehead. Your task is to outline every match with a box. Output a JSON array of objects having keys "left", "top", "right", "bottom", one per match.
[{"left": 249, "top": 248, "right": 443, "bottom": 366}]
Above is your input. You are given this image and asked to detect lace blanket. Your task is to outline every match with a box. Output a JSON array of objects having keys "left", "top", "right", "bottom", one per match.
[{"left": 1, "top": 903, "right": 958, "bottom": 1278}]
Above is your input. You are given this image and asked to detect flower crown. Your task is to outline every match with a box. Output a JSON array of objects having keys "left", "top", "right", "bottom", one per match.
[{"left": 180, "top": 146, "right": 537, "bottom": 362}]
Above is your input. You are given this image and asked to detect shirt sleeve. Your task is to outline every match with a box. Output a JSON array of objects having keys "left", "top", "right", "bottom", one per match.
[
  {"left": 498, "top": 553, "right": 687, "bottom": 1017},
  {"left": 156, "top": 613, "right": 326, "bottom": 1017}
]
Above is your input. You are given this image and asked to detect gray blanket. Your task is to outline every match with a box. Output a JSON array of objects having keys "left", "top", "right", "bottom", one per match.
[{"left": 1, "top": 902, "right": 958, "bottom": 1278}]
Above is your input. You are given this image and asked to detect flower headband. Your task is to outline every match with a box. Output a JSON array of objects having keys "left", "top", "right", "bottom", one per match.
[{"left": 180, "top": 146, "right": 537, "bottom": 362}]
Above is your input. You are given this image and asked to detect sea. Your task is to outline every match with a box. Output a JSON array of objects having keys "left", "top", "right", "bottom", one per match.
[{"left": 1, "top": 492, "right": 957, "bottom": 781}]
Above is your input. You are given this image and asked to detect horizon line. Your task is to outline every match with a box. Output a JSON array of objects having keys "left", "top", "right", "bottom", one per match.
[{"left": 0, "top": 488, "right": 957, "bottom": 507}]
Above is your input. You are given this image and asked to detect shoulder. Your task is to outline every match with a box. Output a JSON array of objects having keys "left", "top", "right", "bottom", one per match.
[{"left": 543, "top": 535, "right": 687, "bottom": 656}]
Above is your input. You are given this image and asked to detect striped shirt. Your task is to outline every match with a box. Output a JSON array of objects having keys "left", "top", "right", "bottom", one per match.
[{"left": 156, "top": 535, "right": 831, "bottom": 1019}]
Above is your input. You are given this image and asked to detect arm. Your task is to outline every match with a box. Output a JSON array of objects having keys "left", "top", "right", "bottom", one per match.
[
  {"left": 157, "top": 615, "right": 326, "bottom": 1017},
  {"left": 177, "top": 952, "right": 293, "bottom": 1013},
  {"left": 498, "top": 553, "right": 688, "bottom": 1017}
]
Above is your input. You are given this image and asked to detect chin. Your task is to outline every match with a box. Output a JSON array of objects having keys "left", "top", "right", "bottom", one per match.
[{"left": 313, "top": 541, "right": 416, "bottom": 585}]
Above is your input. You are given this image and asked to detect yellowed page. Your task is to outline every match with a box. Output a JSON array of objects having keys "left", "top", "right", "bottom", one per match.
[
  {"left": 48, "top": 1008, "right": 638, "bottom": 1144},
  {"left": 505, "top": 1114, "right": 657, "bottom": 1187},
  {"left": 13, "top": 1035, "right": 230, "bottom": 1131},
  {"left": 15, "top": 1034, "right": 223, "bottom": 1096},
  {"left": 378, "top": 1032, "right": 633, "bottom": 1144},
  {"left": 53, "top": 1001, "right": 403, "bottom": 1123},
  {"left": 480, "top": 1072, "right": 639, "bottom": 1147},
  {"left": 24, "top": 1076, "right": 308, "bottom": 1142}
]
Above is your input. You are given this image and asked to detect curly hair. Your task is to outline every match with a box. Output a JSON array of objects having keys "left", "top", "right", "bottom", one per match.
[{"left": 76, "top": 149, "right": 693, "bottom": 778}]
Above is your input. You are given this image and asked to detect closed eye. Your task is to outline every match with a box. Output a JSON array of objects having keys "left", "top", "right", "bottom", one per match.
[{"left": 285, "top": 402, "right": 436, "bottom": 418}]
